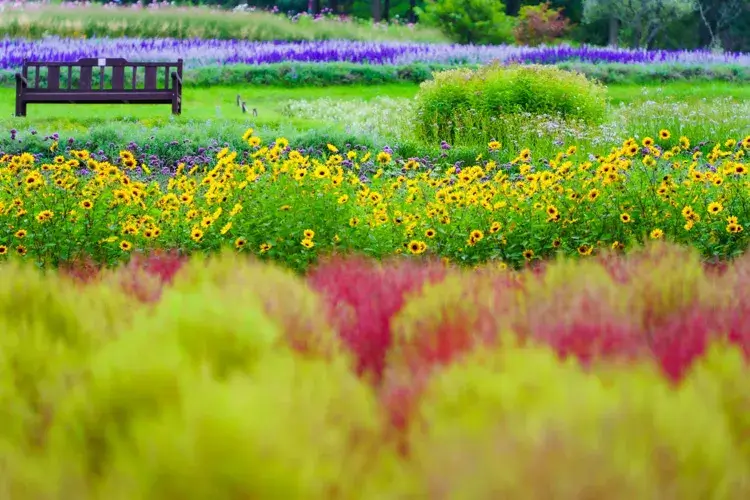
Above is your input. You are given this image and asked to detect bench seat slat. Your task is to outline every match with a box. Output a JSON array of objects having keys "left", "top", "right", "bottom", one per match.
[
  {"left": 23, "top": 91, "right": 173, "bottom": 103},
  {"left": 79, "top": 67, "right": 92, "bottom": 90},
  {"left": 47, "top": 66, "right": 60, "bottom": 90},
  {"left": 112, "top": 66, "right": 125, "bottom": 90},
  {"left": 144, "top": 66, "right": 157, "bottom": 90}
]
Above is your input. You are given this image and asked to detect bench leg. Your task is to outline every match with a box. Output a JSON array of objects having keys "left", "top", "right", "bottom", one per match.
[
  {"left": 172, "top": 95, "right": 181, "bottom": 115},
  {"left": 15, "top": 98, "right": 26, "bottom": 117}
]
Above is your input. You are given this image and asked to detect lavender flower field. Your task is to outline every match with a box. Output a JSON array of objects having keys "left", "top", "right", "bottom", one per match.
[{"left": 2, "top": 37, "right": 749, "bottom": 70}]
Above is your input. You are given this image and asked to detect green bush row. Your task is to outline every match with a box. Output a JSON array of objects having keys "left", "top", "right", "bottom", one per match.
[
  {"left": 2, "top": 62, "right": 750, "bottom": 89},
  {"left": 556, "top": 62, "right": 750, "bottom": 84},
  {"left": 0, "top": 63, "right": 454, "bottom": 89},
  {"left": 0, "top": 5, "right": 446, "bottom": 42}
]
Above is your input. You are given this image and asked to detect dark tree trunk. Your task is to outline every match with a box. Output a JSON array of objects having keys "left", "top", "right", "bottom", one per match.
[
  {"left": 608, "top": 15, "right": 619, "bottom": 46},
  {"left": 408, "top": 0, "right": 416, "bottom": 23},
  {"left": 330, "top": 0, "right": 338, "bottom": 13},
  {"left": 383, "top": 0, "right": 390, "bottom": 21},
  {"left": 372, "top": 0, "right": 381, "bottom": 22}
]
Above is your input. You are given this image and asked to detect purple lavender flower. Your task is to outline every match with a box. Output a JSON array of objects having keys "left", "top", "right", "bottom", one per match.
[{"left": 2, "top": 38, "right": 748, "bottom": 71}]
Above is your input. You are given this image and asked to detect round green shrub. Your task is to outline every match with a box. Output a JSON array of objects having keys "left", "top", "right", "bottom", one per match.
[{"left": 413, "top": 64, "right": 608, "bottom": 146}]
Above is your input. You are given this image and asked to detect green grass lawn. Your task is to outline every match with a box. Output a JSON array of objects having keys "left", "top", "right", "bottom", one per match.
[
  {"left": 605, "top": 81, "right": 750, "bottom": 105},
  {"left": 0, "top": 84, "right": 419, "bottom": 131},
  {"left": 1, "top": 81, "right": 747, "bottom": 134}
]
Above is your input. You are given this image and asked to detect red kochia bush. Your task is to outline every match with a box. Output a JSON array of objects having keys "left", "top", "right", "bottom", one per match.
[
  {"left": 59, "top": 255, "right": 102, "bottom": 283},
  {"left": 60, "top": 251, "right": 187, "bottom": 302},
  {"left": 107, "top": 251, "right": 187, "bottom": 303},
  {"left": 132, "top": 250, "right": 187, "bottom": 284},
  {"left": 52, "top": 243, "right": 750, "bottom": 391},
  {"left": 522, "top": 291, "right": 646, "bottom": 366},
  {"left": 381, "top": 270, "right": 521, "bottom": 433},
  {"left": 307, "top": 256, "right": 449, "bottom": 383}
]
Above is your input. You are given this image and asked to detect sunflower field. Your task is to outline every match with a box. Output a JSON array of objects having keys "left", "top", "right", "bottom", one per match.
[{"left": 1, "top": 129, "right": 749, "bottom": 271}]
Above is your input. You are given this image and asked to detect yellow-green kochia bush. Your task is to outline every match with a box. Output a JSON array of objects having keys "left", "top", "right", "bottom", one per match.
[
  {"left": 42, "top": 253, "right": 391, "bottom": 498},
  {"left": 168, "top": 251, "right": 341, "bottom": 360},
  {"left": 6, "top": 252, "right": 750, "bottom": 498},
  {"left": 406, "top": 343, "right": 750, "bottom": 499},
  {"left": 414, "top": 64, "right": 607, "bottom": 145},
  {"left": 47, "top": 270, "right": 284, "bottom": 485},
  {"left": 0, "top": 262, "right": 134, "bottom": 449},
  {"left": 688, "top": 344, "right": 750, "bottom": 465},
  {"left": 94, "top": 356, "right": 397, "bottom": 499}
]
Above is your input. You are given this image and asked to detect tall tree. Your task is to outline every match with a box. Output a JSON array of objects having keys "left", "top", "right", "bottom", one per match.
[
  {"left": 372, "top": 0, "right": 382, "bottom": 21},
  {"left": 583, "top": 0, "right": 698, "bottom": 47},
  {"left": 697, "top": 0, "right": 748, "bottom": 50}
]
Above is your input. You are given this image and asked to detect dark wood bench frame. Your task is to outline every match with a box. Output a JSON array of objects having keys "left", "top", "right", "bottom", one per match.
[{"left": 15, "top": 58, "right": 183, "bottom": 117}]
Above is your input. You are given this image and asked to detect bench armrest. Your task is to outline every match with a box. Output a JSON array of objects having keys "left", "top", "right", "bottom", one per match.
[
  {"left": 171, "top": 71, "right": 182, "bottom": 86},
  {"left": 15, "top": 73, "right": 29, "bottom": 87}
]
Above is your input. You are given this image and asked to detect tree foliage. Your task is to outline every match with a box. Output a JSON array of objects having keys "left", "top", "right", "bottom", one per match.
[
  {"left": 513, "top": 2, "right": 572, "bottom": 46},
  {"left": 583, "top": 0, "right": 698, "bottom": 47},
  {"left": 697, "top": 0, "right": 749, "bottom": 50},
  {"left": 85, "top": 0, "right": 750, "bottom": 51},
  {"left": 418, "top": 0, "right": 516, "bottom": 44}
]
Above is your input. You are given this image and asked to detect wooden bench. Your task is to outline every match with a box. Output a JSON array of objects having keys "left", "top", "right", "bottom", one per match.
[{"left": 15, "top": 58, "right": 183, "bottom": 117}]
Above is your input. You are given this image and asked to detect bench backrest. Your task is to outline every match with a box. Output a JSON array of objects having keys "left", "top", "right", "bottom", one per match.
[{"left": 20, "top": 58, "right": 183, "bottom": 92}]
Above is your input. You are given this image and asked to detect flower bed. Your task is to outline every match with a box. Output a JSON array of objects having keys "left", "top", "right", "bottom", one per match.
[
  {"left": 3, "top": 246, "right": 750, "bottom": 497},
  {"left": 2, "top": 38, "right": 749, "bottom": 69},
  {"left": 2, "top": 38, "right": 750, "bottom": 88},
  {"left": 1, "top": 130, "right": 749, "bottom": 269}
]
